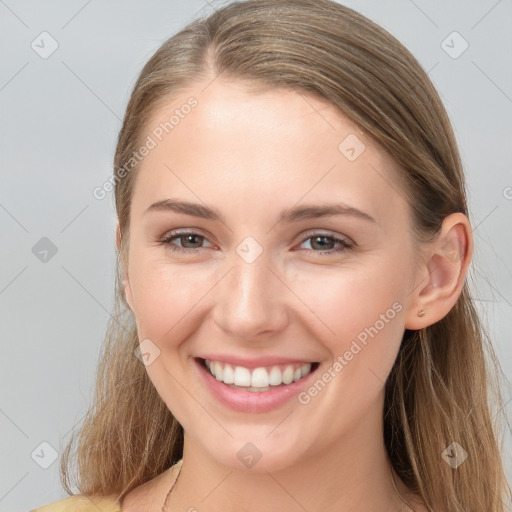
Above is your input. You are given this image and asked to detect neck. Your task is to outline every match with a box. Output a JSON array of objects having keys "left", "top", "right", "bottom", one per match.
[{"left": 167, "top": 400, "right": 417, "bottom": 512}]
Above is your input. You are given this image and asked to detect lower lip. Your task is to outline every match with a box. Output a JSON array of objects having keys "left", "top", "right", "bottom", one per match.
[{"left": 193, "top": 358, "right": 319, "bottom": 413}]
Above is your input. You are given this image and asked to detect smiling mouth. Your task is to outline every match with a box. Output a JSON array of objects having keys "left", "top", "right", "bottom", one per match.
[{"left": 198, "top": 358, "right": 320, "bottom": 392}]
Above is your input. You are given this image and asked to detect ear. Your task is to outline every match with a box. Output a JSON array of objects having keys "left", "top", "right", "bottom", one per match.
[
  {"left": 405, "top": 213, "right": 473, "bottom": 330},
  {"left": 116, "top": 220, "right": 135, "bottom": 312},
  {"left": 116, "top": 219, "right": 122, "bottom": 252}
]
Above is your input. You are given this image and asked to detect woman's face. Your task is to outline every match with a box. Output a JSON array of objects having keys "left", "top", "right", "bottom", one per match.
[{"left": 123, "top": 79, "right": 422, "bottom": 471}]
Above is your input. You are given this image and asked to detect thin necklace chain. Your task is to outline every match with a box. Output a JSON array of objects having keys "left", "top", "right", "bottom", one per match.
[
  {"left": 161, "top": 459, "right": 416, "bottom": 511},
  {"left": 161, "top": 462, "right": 181, "bottom": 512}
]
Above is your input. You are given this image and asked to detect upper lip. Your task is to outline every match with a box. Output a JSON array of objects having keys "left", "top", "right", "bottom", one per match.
[{"left": 196, "top": 354, "right": 317, "bottom": 369}]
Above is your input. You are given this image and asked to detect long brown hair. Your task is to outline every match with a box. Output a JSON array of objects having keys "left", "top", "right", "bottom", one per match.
[{"left": 61, "top": 1, "right": 511, "bottom": 509}]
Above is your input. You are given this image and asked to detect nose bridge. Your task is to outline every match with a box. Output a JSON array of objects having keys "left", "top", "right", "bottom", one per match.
[{"left": 213, "top": 243, "right": 288, "bottom": 338}]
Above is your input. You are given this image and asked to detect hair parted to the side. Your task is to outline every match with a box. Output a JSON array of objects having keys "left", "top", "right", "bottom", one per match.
[{"left": 60, "top": 1, "right": 511, "bottom": 509}]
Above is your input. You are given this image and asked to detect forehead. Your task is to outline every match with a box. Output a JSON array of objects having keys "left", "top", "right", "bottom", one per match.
[{"left": 130, "top": 79, "right": 408, "bottom": 227}]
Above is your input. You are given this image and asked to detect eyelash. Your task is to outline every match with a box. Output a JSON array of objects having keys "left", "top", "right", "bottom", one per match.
[{"left": 158, "top": 230, "right": 354, "bottom": 256}]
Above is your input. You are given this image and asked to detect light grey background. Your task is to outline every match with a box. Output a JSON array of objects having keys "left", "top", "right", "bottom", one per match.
[{"left": 0, "top": 1, "right": 510, "bottom": 510}]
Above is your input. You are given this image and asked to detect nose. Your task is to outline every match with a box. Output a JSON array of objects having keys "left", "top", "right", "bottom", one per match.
[{"left": 212, "top": 249, "right": 289, "bottom": 340}]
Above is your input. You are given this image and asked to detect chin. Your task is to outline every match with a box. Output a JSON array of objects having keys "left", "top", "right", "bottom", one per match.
[{"left": 203, "top": 435, "right": 307, "bottom": 473}]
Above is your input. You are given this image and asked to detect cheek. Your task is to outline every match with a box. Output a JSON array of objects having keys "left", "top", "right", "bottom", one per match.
[
  {"left": 299, "top": 264, "right": 404, "bottom": 326},
  {"left": 291, "top": 259, "right": 408, "bottom": 367},
  {"left": 129, "top": 254, "right": 204, "bottom": 339}
]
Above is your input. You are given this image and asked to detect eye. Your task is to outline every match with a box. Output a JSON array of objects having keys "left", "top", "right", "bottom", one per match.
[
  {"left": 158, "top": 230, "right": 354, "bottom": 256},
  {"left": 297, "top": 233, "right": 354, "bottom": 255},
  {"left": 159, "top": 230, "right": 213, "bottom": 254}
]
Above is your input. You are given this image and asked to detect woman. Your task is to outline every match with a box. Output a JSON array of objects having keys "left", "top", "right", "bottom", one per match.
[{"left": 32, "top": 0, "right": 510, "bottom": 510}]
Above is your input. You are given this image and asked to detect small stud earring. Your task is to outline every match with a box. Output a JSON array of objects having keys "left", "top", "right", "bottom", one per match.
[{"left": 417, "top": 309, "right": 426, "bottom": 317}]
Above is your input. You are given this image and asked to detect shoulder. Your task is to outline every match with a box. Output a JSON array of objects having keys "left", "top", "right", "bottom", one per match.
[
  {"left": 32, "top": 460, "right": 182, "bottom": 512},
  {"left": 30, "top": 494, "right": 120, "bottom": 512}
]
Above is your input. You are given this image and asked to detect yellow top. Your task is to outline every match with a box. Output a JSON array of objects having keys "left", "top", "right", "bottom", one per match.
[
  {"left": 30, "top": 459, "right": 183, "bottom": 512},
  {"left": 30, "top": 494, "right": 121, "bottom": 512}
]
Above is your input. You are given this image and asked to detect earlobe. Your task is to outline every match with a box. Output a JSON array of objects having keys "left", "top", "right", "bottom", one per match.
[
  {"left": 121, "top": 271, "right": 135, "bottom": 312},
  {"left": 115, "top": 220, "right": 135, "bottom": 312},
  {"left": 124, "top": 280, "right": 135, "bottom": 312},
  {"left": 116, "top": 220, "right": 122, "bottom": 251},
  {"left": 405, "top": 213, "right": 473, "bottom": 330}
]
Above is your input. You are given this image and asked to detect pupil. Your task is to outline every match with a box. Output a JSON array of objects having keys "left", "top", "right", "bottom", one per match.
[
  {"left": 183, "top": 235, "right": 201, "bottom": 248},
  {"left": 312, "top": 236, "right": 333, "bottom": 250}
]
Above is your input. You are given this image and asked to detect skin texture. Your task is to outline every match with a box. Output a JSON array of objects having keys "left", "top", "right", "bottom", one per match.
[{"left": 119, "top": 79, "right": 472, "bottom": 511}]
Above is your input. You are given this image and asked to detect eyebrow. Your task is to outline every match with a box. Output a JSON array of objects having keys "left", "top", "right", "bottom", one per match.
[{"left": 144, "top": 198, "right": 376, "bottom": 224}]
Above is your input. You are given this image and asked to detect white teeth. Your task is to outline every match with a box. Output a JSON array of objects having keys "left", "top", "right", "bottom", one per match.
[
  {"left": 223, "top": 363, "right": 234, "bottom": 384},
  {"left": 251, "top": 368, "right": 269, "bottom": 388},
  {"left": 233, "top": 366, "right": 251, "bottom": 387},
  {"left": 282, "top": 366, "right": 294, "bottom": 385},
  {"left": 301, "top": 363, "right": 311, "bottom": 377},
  {"left": 204, "top": 359, "right": 314, "bottom": 390},
  {"left": 214, "top": 361, "right": 223, "bottom": 381},
  {"left": 268, "top": 366, "right": 282, "bottom": 386}
]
